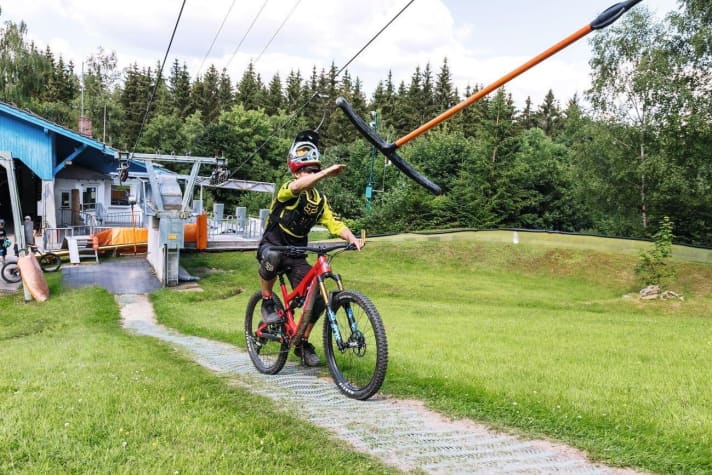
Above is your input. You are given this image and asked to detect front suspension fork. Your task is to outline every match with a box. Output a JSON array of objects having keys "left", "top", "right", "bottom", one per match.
[{"left": 321, "top": 274, "right": 360, "bottom": 352}]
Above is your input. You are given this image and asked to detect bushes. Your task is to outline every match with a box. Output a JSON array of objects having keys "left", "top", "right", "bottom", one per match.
[{"left": 635, "top": 216, "right": 676, "bottom": 286}]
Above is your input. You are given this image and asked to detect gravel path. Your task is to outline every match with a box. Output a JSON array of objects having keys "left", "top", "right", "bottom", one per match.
[{"left": 117, "top": 293, "right": 643, "bottom": 475}]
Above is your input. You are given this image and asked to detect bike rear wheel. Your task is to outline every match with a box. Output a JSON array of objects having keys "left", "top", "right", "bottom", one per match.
[
  {"left": 38, "top": 252, "right": 62, "bottom": 272},
  {"left": 244, "top": 291, "right": 289, "bottom": 374},
  {"left": 323, "top": 290, "right": 388, "bottom": 400},
  {"left": 1, "top": 261, "right": 21, "bottom": 283}
]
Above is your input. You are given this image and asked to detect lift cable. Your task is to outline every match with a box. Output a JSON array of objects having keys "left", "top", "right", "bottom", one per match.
[
  {"left": 225, "top": 0, "right": 270, "bottom": 70},
  {"left": 132, "top": 0, "right": 187, "bottom": 153},
  {"left": 228, "top": 0, "right": 416, "bottom": 176},
  {"left": 196, "top": 0, "right": 238, "bottom": 78},
  {"left": 252, "top": 0, "right": 301, "bottom": 66}
]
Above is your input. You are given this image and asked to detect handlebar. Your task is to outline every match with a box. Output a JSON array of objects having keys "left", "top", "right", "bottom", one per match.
[{"left": 270, "top": 242, "right": 358, "bottom": 257}]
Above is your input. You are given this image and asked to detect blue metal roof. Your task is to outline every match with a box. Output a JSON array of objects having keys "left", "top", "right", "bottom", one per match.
[{"left": 0, "top": 101, "right": 121, "bottom": 180}]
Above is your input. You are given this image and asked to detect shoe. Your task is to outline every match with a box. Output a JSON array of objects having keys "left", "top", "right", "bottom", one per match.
[
  {"left": 260, "top": 297, "right": 280, "bottom": 325},
  {"left": 294, "top": 340, "right": 320, "bottom": 367}
]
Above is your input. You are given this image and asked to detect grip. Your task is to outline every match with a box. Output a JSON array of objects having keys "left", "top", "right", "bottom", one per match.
[
  {"left": 591, "top": 0, "right": 644, "bottom": 30},
  {"left": 336, "top": 97, "right": 442, "bottom": 195}
]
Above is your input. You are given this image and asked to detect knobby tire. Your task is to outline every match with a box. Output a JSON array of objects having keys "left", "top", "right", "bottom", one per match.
[
  {"left": 1, "top": 261, "right": 21, "bottom": 283},
  {"left": 323, "top": 290, "right": 388, "bottom": 400},
  {"left": 38, "top": 252, "right": 62, "bottom": 272},
  {"left": 244, "top": 291, "right": 289, "bottom": 374}
]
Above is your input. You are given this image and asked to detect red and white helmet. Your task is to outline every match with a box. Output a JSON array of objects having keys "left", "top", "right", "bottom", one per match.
[{"left": 287, "top": 130, "right": 321, "bottom": 173}]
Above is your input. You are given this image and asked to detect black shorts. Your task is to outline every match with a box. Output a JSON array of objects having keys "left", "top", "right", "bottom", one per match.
[{"left": 257, "top": 245, "right": 311, "bottom": 288}]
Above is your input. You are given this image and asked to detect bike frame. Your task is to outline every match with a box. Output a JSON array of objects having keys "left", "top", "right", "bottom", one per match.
[
  {"left": 259, "top": 252, "right": 345, "bottom": 347},
  {"left": 246, "top": 235, "right": 386, "bottom": 400}
]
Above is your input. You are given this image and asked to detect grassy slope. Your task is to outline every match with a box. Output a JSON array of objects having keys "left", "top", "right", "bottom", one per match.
[
  {"left": 153, "top": 235, "right": 712, "bottom": 474},
  {"left": 0, "top": 274, "right": 398, "bottom": 474}
]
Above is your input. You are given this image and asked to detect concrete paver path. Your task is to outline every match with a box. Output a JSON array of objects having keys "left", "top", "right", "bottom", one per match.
[{"left": 116, "top": 289, "right": 642, "bottom": 475}]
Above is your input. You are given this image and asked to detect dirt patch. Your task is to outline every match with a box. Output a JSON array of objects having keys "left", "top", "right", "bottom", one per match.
[
  {"left": 115, "top": 294, "right": 157, "bottom": 325},
  {"left": 192, "top": 266, "right": 227, "bottom": 276},
  {"left": 173, "top": 282, "right": 204, "bottom": 292}
]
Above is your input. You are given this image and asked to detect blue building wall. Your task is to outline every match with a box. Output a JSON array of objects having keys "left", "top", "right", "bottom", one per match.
[{"left": 0, "top": 112, "right": 55, "bottom": 180}]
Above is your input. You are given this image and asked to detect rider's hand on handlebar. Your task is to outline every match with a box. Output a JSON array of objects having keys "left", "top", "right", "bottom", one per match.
[
  {"left": 340, "top": 228, "right": 363, "bottom": 251},
  {"left": 348, "top": 238, "right": 364, "bottom": 251}
]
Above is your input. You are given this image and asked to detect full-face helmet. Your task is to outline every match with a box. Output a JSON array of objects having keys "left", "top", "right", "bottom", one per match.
[{"left": 287, "top": 130, "right": 321, "bottom": 173}]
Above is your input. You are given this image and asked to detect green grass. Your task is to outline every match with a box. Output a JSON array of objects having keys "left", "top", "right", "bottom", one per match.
[
  {"left": 0, "top": 274, "right": 398, "bottom": 474},
  {"left": 154, "top": 237, "right": 712, "bottom": 475},
  {"left": 378, "top": 229, "right": 712, "bottom": 264}
]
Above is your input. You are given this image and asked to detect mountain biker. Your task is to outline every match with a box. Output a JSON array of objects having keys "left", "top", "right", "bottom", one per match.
[{"left": 257, "top": 130, "right": 362, "bottom": 367}]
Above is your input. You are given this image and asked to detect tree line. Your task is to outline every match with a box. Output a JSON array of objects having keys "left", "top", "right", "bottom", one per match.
[{"left": 1, "top": 1, "right": 710, "bottom": 246}]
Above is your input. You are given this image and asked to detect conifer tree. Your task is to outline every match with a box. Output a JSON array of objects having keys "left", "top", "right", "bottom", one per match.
[
  {"left": 62, "top": 60, "right": 79, "bottom": 103},
  {"left": 189, "top": 76, "right": 206, "bottom": 124},
  {"left": 236, "top": 61, "right": 262, "bottom": 111},
  {"left": 120, "top": 63, "right": 153, "bottom": 149},
  {"left": 434, "top": 58, "right": 457, "bottom": 113},
  {"left": 392, "top": 80, "right": 410, "bottom": 136},
  {"left": 518, "top": 96, "right": 536, "bottom": 130},
  {"left": 218, "top": 68, "right": 234, "bottom": 112},
  {"left": 454, "top": 84, "right": 488, "bottom": 138},
  {"left": 168, "top": 59, "right": 192, "bottom": 118},
  {"left": 534, "top": 89, "right": 561, "bottom": 136},
  {"left": 285, "top": 69, "right": 304, "bottom": 112},
  {"left": 200, "top": 64, "right": 222, "bottom": 123},
  {"left": 421, "top": 62, "right": 437, "bottom": 121},
  {"left": 264, "top": 73, "right": 284, "bottom": 115}
]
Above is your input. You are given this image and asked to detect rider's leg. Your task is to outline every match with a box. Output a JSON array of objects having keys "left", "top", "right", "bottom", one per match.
[
  {"left": 260, "top": 275, "right": 276, "bottom": 297},
  {"left": 258, "top": 248, "right": 282, "bottom": 324}
]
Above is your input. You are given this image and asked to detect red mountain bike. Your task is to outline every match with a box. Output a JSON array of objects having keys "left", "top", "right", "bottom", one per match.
[{"left": 244, "top": 239, "right": 388, "bottom": 400}]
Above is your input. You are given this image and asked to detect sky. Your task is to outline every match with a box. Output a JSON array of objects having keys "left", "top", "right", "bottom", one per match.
[{"left": 1, "top": 0, "right": 680, "bottom": 110}]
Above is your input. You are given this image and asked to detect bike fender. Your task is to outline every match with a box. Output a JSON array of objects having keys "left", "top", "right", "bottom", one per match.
[{"left": 328, "top": 290, "right": 343, "bottom": 311}]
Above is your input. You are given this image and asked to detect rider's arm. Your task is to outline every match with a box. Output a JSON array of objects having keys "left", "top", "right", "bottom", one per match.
[
  {"left": 289, "top": 164, "right": 346, "bottom": 194},
  {"left": 320, "top": 199, "right": 362, "bottom": 250},
  {"left": 337, "top": 227, "right": 362, "bottom": 250}
]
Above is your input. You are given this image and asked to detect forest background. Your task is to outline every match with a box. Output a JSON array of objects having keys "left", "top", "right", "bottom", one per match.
[{"left": 1, "top": 1, "right": 710, "bottom": 246}]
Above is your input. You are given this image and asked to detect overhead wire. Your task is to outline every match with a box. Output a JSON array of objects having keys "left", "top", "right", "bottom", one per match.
[
  {"left": 132, "top": 0, "right": 187, "bottom": 153},
  {"left": 252, "top": 0, "right": 301, "bottom": 65},
  {"left": 225, "top": 0, "right": 270, "bottom": 70},
  {"left": 227, "top": 0, "right": 416, "bottom": 176},
  {"left": 196, "top": 0, "right": 237, "bottom": 78}
]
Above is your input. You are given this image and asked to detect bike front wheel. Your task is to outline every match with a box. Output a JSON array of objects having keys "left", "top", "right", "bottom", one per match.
[
  {"left": 39, "top": 252, "right": 62, "bottom": 272},
  {"left": 1, "top": 261, "right": 21, "bottom": 283},
  {"left": 244, "top": 291, "right": 289, "bottom": 374},
  {"left": 323, "top": 290, "right": 388, "bottom": 400}
]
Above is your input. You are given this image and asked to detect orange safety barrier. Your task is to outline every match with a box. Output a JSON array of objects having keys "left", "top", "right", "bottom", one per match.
[
  {"left": 91, "top": 227, "right": 148, "bottom": 247},
  {"left": 183, "top": 214, "right": 208, "bottom": 249},
  {"left": 184, "top": 223, "right": 197, "bottom": 243},
  {"left": 196, "top": 213, "right": 208, "bottom": 250},
  {"left": 93, "top": 228, "right": 114, "bottom": 247},
  {"left": 91, "top": 217, "right": 208, "bottom": 251}
]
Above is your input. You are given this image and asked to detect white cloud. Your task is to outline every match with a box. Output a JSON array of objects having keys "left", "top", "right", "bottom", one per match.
[{"left": 3, "top": 0, "right": 681, "bottom": 110}]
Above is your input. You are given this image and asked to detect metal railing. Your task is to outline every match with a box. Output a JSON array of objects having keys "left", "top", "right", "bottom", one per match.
[
  {"left": 42, "top": 227, "right": 75, "bottom": 251},
  {"left": 206, "top": 214, "right": 264, "bottom": 241},
  {"left": 99, "top": 211, "right": 144, "bottom": 228},
  {"left": 42, "top": 225, "right": 119, "bottom": 251},
  {"left": 57, "top": 209, "right": 143, "bottom": 229},
  {"left": 46, "top": 210, "right": 263, "bottom": 250}
]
